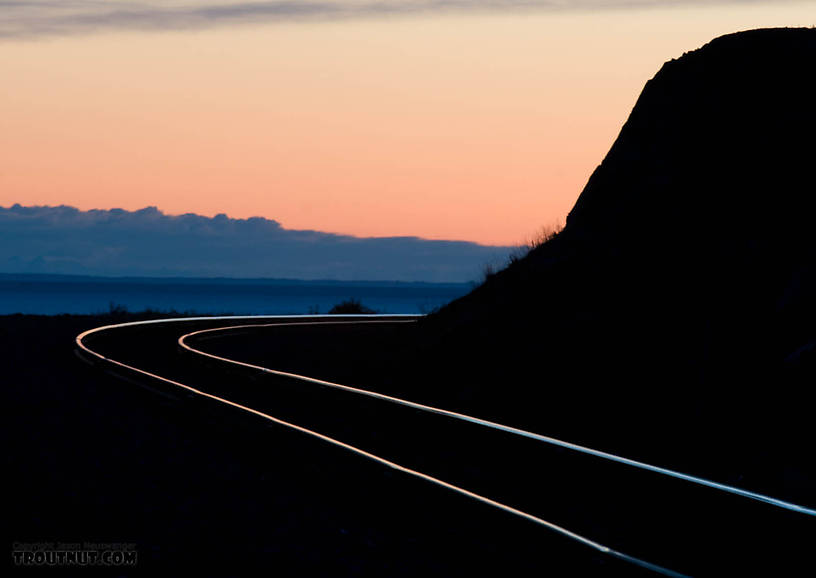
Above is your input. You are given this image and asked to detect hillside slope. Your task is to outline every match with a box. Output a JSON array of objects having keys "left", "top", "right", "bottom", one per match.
[{"left": 409, "top": 28, "right": 816, "bottom": 500}]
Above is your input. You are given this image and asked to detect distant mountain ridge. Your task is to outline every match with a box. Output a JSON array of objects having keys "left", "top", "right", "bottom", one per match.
[{"left": 0, "top": 204, "right": 513, "bottom": 282}]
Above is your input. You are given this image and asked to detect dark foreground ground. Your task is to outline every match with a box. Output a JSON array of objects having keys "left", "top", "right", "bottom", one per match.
[
  {"left": 6, "top": 312, "right": 815, "bottom": 576},
  {"left": 5, "top": 313, "right": 654, "bottom": 577}
]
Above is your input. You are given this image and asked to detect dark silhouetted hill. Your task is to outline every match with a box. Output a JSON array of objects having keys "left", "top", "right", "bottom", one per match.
[{"left": 405, "top": 28, "right": 816, "bottom": 500}]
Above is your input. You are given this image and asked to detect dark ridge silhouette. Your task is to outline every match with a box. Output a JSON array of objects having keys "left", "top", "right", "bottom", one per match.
[{"left": 402, "top": 28, "right": 816, "bottom": 504}]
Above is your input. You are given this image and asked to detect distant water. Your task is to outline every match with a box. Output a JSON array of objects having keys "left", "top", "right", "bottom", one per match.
[{"left": 0, "top": 274, "right": 471, "bottom": 315}]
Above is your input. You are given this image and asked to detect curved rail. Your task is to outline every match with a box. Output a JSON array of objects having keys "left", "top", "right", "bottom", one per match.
[
  {"left": 180, "top": 320, "right": 816, "bottom": 518},
  {"left": 77, "top": 315, "right": 687, "bottom": 577}
]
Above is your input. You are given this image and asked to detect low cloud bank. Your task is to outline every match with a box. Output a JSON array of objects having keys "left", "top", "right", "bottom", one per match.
[{"left": 0, "top": 204, "right": 513, "bottom": 282}]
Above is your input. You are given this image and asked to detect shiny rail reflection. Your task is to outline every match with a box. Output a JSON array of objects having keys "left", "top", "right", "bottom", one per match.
[
  {"left": 79, "top": 315, "right": 689, "bottom": 576},
  {"left": 180, "top": 320, "right": 816, "bottom": 518}
]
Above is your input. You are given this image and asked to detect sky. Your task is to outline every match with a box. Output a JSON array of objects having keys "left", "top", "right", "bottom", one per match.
[{"left": 1, "top": 1, "right": 815, "bottom": 246}]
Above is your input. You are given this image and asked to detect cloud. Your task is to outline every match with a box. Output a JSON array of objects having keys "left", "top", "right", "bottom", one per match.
[
  {"left": 0, "top": 204, "right": 514, "bottom": 282},
  {"left": 0, "top": 0, "right": 800, "bottom": 40}
]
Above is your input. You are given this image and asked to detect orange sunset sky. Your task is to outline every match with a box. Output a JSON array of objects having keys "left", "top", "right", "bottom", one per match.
[{"left": 1, "top": 1, "right": 815, "bottom": 246}]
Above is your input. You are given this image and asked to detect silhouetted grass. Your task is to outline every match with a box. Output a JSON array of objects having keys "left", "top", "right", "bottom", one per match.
[
  {"left": 103, "top": 301, "right": 235, "bottom": 320},
  {"left": 479, "top": 223, "right": 564, "bottom": 285}
]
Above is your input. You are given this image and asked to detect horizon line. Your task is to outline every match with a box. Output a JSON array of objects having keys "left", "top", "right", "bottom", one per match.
[{"left": 0, "top": 271, "right": 474, "bottom": 285}]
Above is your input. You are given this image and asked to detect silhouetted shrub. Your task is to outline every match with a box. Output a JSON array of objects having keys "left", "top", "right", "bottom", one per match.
[{"left": 328, "top": 298, "right": 376, "bottom": 314}]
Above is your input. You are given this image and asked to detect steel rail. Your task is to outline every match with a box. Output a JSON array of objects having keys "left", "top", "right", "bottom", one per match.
[
  {"left": 76, "top": 315, "right": 687, "bottom": 577},
  {"left": 180, "top": 320, "right": 816, "bottom": 518}
]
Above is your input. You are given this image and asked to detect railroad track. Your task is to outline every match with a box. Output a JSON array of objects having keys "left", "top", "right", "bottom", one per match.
[{"left": 77, "top": 315, "right": 815, "bottom": 576}]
